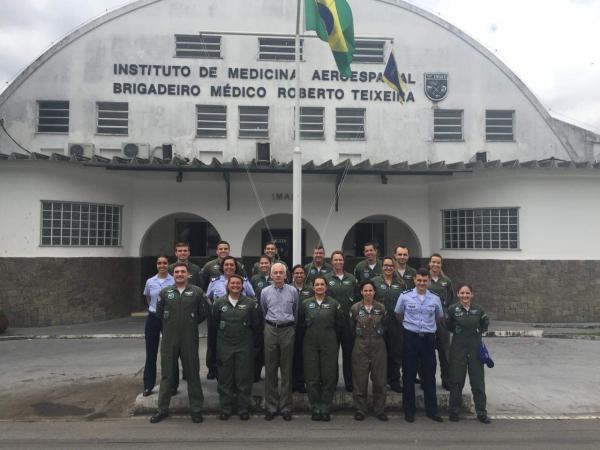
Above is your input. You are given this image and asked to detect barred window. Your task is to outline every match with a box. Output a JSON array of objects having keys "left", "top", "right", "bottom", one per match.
[
  {"left": 300, "top": 107, "right": 324, "bottom": 140},
  {"left": 336, "top": 108, "right": 365, "bottom": 140},
  {"left": 37, "top": 100, "right": 69, "bottom": 133},
  {"left": 196, "top": 105, "right": 227, "bottom": 138},
  {"left": 239, "top": 106, "right": 269, "bottom": 139},
  {"left": 434, "top": 109, "right": 463, "bottom": 141},
  {"left": 97, "top": 102, "right": 128, "bottom": 135},
  {"left": 486, "top": 110, "right": 514, "bottom": 141},
  {"left": 175, "top": 34, "right": 221, "bottom": 58},
  {"left": 442, "top": 208, "right": 519, "bottom": 250},
  {"left": 353, "top": 40, "right": 385, "bottom": 64},
  {"left": 41, "top": 201, "right": 122, "bottom": 247},
  {"left": 258, "top": 37, "right": 303, "bottom": 61}
]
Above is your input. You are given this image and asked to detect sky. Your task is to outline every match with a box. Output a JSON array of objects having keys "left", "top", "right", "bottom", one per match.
[{"left": 0, "top": 0, "right": 598, "bottom": 133}]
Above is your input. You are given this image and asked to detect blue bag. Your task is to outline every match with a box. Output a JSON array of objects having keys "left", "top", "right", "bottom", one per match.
[{"left": 478, "top": 341, "right": 494, "bottom": 368}]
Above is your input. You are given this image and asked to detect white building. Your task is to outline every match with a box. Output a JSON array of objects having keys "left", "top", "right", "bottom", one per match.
[{"left": 1, "top": 0, "right": 599, "bottom": 326}]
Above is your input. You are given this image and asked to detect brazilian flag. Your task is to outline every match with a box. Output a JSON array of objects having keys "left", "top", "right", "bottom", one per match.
[{"left": 305, "top": 0, "right": 355, "bottom": 78}]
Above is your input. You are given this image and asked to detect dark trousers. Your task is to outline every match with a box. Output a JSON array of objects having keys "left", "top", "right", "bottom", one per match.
[
  {"left": 402, "top": 330, "right": 438, "bottom": 417},
  {"left": 143, "top": 312, "right": 161, "bottom": 390},
  {"left": 254, "top": 323, "right": 265, "bottom": 380},
  {"left": 339, "top": 324, "right": 354, "bottom": 387},
  {"left": 292, "top": 325, "right": 305, "bottom": 389},
  {"left": 385, "top": 319, "right": 403, "bottom": 387},
  {"left": 206, "top": 314, "right": 217, "bottom": 373}
]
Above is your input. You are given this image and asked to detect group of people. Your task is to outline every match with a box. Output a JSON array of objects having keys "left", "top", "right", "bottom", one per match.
[{"left": 142, "top": 240, "right": 491, "bottom": 424}]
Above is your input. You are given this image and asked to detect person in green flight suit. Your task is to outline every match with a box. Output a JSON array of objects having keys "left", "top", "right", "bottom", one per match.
[
  {"left": 213, "top": 274, "right": 262, "bottom": 420},
  {"left": 299, "top": 275, "right": 345, "bottom": 422},
  {"left": 325, "top": 250, "right": 358, "bottom": 392},
  {"left": 447, "top": 283, "right": 491, "bottom": 424},
  {"left": 427, "top": 253, "right": 455, "bottom": 391},
  {"left": 150, "top": 263, "right": 209, "bottom": 424},
  {"left": 290, "top": 264, "right": 314, "bottom": 393},
  {"left": 372, "top": 256, "right": 406, "bottom": 393},
  {"left": 201, "top": 240, "right": 247, "bottom": 290},
  {"left": 251, "top": 241, "right": 288, "bottom": 278},
  {"left": 250, "top": 254, "right": 272, "bottom": 382},
  {"left": 353, "top": 242, "right": 382, "bottom": 285},
  {"left": 304, "top": 244, "right": 333, "bottom": 284},
  {"left": 394, "top": 245, "right": 417, "bottom": 290},
  {"left": 168, "top": 242, "right": 203, "bottom": 287},
  {"left": 350, "top": 280, "right": 389, "bottom": 421}
]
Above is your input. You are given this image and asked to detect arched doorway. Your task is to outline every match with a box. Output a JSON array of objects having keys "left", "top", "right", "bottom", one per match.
[
  {"left": 241, "top": 214, "right": 323, "bottom": 268},
  {"left": 139, "top": 212, "right": 221, "bottom": 259},
  {"left": 342, "top": 214, "right": 422, "bottom": 259}
]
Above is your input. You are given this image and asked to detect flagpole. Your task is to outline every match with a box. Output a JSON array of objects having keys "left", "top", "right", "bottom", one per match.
[{"left": 292, "top": 0, "right": 303, "bottom": 266}]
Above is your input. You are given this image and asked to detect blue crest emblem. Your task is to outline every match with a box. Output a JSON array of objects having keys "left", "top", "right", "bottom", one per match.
[{"left": 424, "top": 73, "right": 448, "bottom": 101}]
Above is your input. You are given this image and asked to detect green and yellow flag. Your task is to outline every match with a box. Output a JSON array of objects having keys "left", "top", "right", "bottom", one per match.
[{"left": 305, "top": 0, "right": 355, "bottom": 78}]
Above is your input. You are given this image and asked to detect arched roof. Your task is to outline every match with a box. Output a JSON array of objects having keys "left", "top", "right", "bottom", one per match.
[{"left": 0, "top": 0, "right": 576, "bottom": 159}]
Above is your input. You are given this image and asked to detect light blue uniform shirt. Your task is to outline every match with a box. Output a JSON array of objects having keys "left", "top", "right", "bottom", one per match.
[
  {"left": 207, "top": 274, "right": 255, "bottom": 302},
  {"left": 394, "top": 288, "right": 443, "bottom": 334},
  {"left": 143, "top": 274, "right": 174, "bottom": 313}
]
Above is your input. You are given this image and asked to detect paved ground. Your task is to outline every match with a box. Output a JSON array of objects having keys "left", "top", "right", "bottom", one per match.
[
  {"left": 0, "top": 418, "right": 599, "bottom": 450},
  {"left": 1, "top": 316, "right": 600, "bottom": 421}
]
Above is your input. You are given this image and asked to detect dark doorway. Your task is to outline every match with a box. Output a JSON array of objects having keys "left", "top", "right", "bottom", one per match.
[
  {"left": 353, "top": 222, "right": 385, "bottom": 257},
  {"left": 261, "top": 228, "right": 307, "bottom": 267},
  {"left": 175, "top": 220, "right": 220, "bottom": 257}
]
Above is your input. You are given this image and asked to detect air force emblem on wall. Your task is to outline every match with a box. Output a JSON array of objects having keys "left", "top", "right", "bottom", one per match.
[{"left": 424, "top": 73, "right": 448, "bottom": 101}]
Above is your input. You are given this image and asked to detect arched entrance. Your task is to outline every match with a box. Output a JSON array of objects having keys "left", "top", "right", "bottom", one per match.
[
  {"left": 241, "top": 214, "right": 323, "bottom": 267},
  {"left": 139, "top": 212, "right": 221, "bottom": 259},
  {"left": 341, "top": 214, "right": 422, "bottom": 259}
]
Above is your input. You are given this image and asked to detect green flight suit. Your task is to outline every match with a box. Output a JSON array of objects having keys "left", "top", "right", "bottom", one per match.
[
  {"left": 397, "top": 265, "right": 417, "bottom": 290},
  {"left": 168, "top": 261, "right": 203, "bottom": 288},
  {"left": 299, "top": 296, "right": 345, "bottom": 414},
  {"left": 353, "top": 259, "right": 383, "bottom": 285},
  {"left": 250, "top": 274, "right": 271, "bottom": 380},
  {"left": 292, "top": 284, "right": 315, "bottom": 389},
  {"left": 428, "top": 274, "right": 455, "bottom": 384},
  {"left": 446, "top": 302, "right": 489, "bottom": 417},
  {"left": 201, "top": 258, "right": 247, "bottom": 291},
  {"left": 325, "top": 272, "right": 358, "bottom": 388},
  {"left": 350, "top": 301, "right": 388, "bottom": 416},
  {"left": 156, "top": 284, "right": 208, "bottom": 415},
  {"left": 251, "top": 258, "right": 287, "bottom": 277},
  {"left": 212, "top": 294, "right": 261, "bottom": 415},
  {"left": 304, "top": 261, "right": 333, "bottom": 284},
  {"left": 372, "top": 274, "right": 406, "bottom": 388}
]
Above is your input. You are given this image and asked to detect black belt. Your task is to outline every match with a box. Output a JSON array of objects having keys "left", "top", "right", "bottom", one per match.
[
  {"left": 266, "top": 320, "right": 295, "bottom": 328},
  {"left": 405, "top": 329, "right": 435, "bottom": 338}
]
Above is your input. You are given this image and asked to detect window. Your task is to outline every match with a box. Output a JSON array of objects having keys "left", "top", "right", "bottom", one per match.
[
  {"left": 486, "top": 110, "right": 514, "bottom": 141},
  {"left": 239, "top": 106, "right": 269, "bottom": 139},
  {"left": 196, "top": 105, "right": 227, "bottom": 138},
  {"left": 352, "top": 40, "right": 385, "bottom": 64},
  {"left": 97, "top": 102, "right": 128, "bottom": 135},
  {"left": 300, "top": 107, "right": 324, "bottom": 140},
  {"left": 442, "top": 208, "right": 519, "bottom": 250},
  {"left": 41, "top": 201, "right": 122, "bottom": 247},
  {"left": 37, "top": 100, "right": 69, "bottom": 133},
  {"left": 175, "top": 34, "right": 221, "bottom": 58},
  {"left": 258, "top": 37, "right": 303, "bottom": 61},
  {"left": 336, "top": 108, "right": 365, "bottom": 140},
  {"left": 434, "top": 109, "right": 463, "bottom": 141}
]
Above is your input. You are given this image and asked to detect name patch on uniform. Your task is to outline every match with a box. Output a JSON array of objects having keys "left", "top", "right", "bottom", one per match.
[
  {"left": 184, "top": 291, "right": 193, "bottom": 296},
  {"left": 374, "top": 310, "right": 382, "bottom": 315},
  {"left": 322, "top": 304, "right": 331, "bottom": 309},
  {"left": 342, "top": 280, "right": 351, "bottom": 285},
  {"left": 238, "top": 304, "right": 249, "bottom": 310}
]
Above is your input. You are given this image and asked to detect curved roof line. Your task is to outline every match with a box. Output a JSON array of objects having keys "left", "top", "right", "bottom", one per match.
[
  {"left": 376, "top": 0, "right": 576, "bottom": 160},
  {"left": 0, "top": 0, "right": 576, "bottom": 160}
]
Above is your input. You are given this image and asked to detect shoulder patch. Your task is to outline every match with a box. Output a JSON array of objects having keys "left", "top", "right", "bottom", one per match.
[{"left": 401, "top": 289, "right": 412, "bottom": 294}]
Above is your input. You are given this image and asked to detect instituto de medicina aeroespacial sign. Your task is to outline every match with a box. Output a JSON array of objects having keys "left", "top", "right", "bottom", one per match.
[{"left": 111, "top": 63, "right": 419, "bottom": 103}]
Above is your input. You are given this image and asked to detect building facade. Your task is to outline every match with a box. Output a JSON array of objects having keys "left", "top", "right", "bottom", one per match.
[{"left": 1, "top": 0, "right": 599, "bottom": 326}]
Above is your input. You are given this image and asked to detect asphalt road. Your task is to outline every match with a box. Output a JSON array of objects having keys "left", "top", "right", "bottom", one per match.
[{"left": 0, "top": 418, "right": 599, "bottom": 449}]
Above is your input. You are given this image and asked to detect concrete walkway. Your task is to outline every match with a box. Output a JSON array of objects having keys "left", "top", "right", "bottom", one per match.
[{"left": 2, "top": 315, "right": 599, "bottom": 418}]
